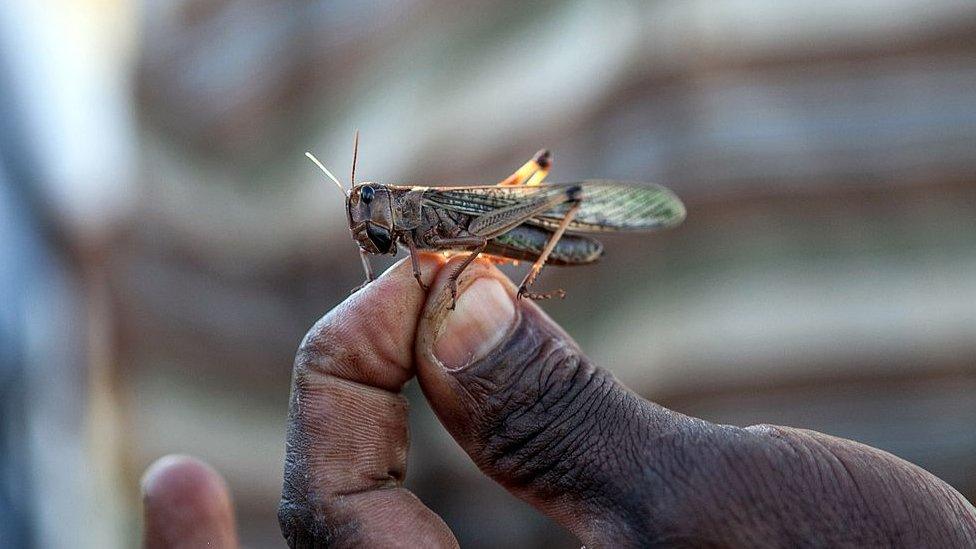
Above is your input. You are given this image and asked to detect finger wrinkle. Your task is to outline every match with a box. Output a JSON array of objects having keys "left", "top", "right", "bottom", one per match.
[
  {"left": 298, "top": 308, "right": 413, "bottom": 392},
  {"left": 296, "top": 320, "right": 397, "bottom": 388},
  {"left": 292, "top": 375, "right": 409, "bottom": 498}
]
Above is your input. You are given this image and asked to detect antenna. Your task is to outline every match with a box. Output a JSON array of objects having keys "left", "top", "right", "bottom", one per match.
[
  {"left": 351, "top": 130, "right": 360, "bottom": 186},
  {"left": 305, "top": 151, "right": 345, "bottom": 194}
]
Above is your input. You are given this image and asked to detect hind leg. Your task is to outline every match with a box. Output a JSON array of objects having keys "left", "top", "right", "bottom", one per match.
[
  {"left": 497, "top": 149, "right": 551, "bottom": 186},
  {"left": 517, "top": 200, "right": 582, "bottom": 301}
]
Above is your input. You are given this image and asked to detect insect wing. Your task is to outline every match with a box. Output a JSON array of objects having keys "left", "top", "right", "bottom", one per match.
[
  {"left": 423, "top": 181, "right": 685, "bottom": 233},
  {"left": 541, "top": 180, "right": 685, "bottom": 232},
  {"left": 422, "top": 184, "right": 563, "bottom": 215}
]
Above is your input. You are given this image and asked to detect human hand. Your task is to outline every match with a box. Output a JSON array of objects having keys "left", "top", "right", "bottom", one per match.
[
  {"left": 143, "top": 255, "right": 976, "bottom": 548},
  {"left": 275, "top": 254, "right": 976, "bottom": 547}
]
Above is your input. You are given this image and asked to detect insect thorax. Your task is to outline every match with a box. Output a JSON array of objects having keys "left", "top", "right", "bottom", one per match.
[{"left": 391, "top": 188, "right": 425, "bottom": 229}]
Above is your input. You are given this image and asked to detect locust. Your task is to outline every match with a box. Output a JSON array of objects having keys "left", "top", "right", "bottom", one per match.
[{"left": 307, "top": 133, "right": 686, "bottom": 308}]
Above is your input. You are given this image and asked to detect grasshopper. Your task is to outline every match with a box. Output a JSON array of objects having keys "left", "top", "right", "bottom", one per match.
[{"left": 308, "top": 133, "right": 685, "bottom": 307}]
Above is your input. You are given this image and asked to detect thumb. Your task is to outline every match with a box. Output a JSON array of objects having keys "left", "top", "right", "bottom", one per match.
[{"left": 415, "top": 257, "right": 693, "bottom": 547}]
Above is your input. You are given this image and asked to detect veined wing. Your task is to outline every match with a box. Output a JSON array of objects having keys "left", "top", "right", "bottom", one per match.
[{"left": 422, "top": 180, "right": 686, "bottom": 232}]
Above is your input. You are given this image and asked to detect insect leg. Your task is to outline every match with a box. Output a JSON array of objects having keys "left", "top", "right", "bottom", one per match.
[
  {"left": 524, "top": 152, "right": 551, "bottom": 186},
  {"left": 446, "top": 242, "right": 488, "bottom": 310},
  {"left": 350, "top": 249, "right": 376, "bottom": 293},
  {"left": 427, "top": 235, "right": 489, "bottom": 309},
  {"left": 517, "top": 200, "right": 583, "bottom": 301},
  {"left": 497, "top": 149, "right": 551, "bottom": 186},
  {"left": 401, "top": 232, "right": 429, "bottom": 291}
]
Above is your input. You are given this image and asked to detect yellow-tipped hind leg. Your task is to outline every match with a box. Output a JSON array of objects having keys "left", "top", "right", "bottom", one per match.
[{"left": 497, "top": 149, "right": 551, "bottom": 186}]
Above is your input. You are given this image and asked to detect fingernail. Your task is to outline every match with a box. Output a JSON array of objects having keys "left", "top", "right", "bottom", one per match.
[{"left": 434, "top": 278, "right": 515, "bottom": 370}]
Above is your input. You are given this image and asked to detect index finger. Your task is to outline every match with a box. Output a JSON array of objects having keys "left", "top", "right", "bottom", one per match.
[{"left": 278, "top": 254, "right": 457, "bottom": 548}]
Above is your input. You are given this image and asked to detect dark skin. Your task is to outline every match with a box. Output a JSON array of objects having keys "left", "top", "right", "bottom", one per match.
[{"left": 142, "top": 254, "right": 976, "bottom": 548}]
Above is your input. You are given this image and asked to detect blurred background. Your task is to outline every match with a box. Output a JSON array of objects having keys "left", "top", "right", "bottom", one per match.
[{"left": 1, "top": 0, "right": 975, "bottom": 546}]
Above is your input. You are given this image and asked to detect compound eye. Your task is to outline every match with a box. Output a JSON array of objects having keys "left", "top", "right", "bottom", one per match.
[{"left": 360, "top": 185, "right": 375, "bottom": 204}]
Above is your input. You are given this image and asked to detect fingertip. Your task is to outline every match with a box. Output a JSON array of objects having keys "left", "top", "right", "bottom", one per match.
[
  {"left": 142, "top": 455, "right": 237, "bottom": 549},
  {"left": 142, "top": 455, "right": 227, "bottom": 502},
  {"left": 297, "top": 252, "right": 448, "bottom": 391}
]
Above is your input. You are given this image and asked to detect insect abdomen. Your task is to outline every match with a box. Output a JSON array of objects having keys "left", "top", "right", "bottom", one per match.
[{"left": 486, "top": 225, "right": 602, "bottom": 265}]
